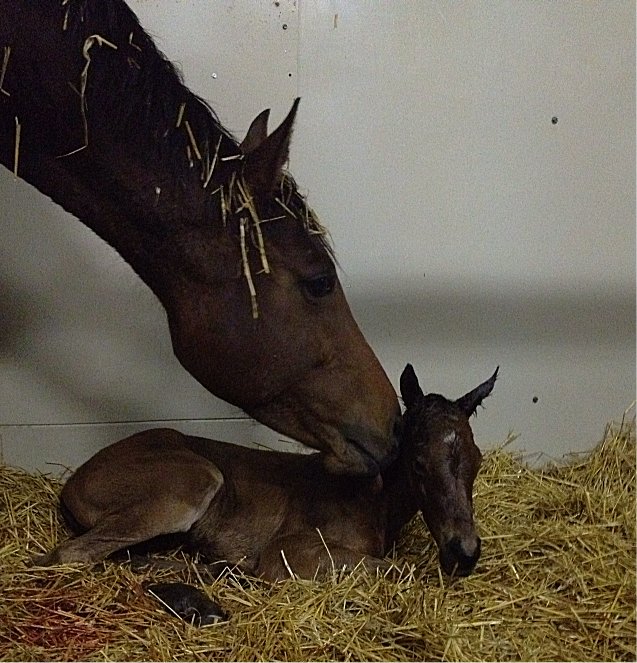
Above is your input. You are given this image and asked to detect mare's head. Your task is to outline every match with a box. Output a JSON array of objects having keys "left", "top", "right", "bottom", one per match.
[
  {"left": 399, "top": 365, "right": 498, "bottom": 576},
  {"left": 165, "top": 100, "right": 400, "bottom": 476},
  {"left": 0, "top": 6, "right": 399, "bottom": 475}
]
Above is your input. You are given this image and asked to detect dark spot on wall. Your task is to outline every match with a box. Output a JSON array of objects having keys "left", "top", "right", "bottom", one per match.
[
  {"left": 551, "top": 117, "right": 558, "bottom": 125},
  {"left": 532, "top": 396, "right": 539, "bottom": 403}
]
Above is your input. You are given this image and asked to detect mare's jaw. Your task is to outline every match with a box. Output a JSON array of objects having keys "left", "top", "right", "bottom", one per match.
[
  {"left": 248, "top": 395, "right": 401, "bottom": 476},
  {"left": 321, "top": 423, "right": 400, "bottom": 476}
]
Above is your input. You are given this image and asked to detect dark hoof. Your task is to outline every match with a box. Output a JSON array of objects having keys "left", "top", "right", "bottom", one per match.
[
  {"left": 29, "top": 551, "right": 58, "bottom": 567},
  {"left": 145, "top": 582, "right": 228, "bottom": 626}
]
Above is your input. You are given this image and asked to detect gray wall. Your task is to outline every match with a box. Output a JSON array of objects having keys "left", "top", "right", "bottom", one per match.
[{"left": 1, "top": 1, "right": 634, "bottom": 472}]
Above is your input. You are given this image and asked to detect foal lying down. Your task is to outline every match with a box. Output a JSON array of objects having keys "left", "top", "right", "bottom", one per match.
[{"left": 35, "top": 365, "right": 497, "bottom": 581}]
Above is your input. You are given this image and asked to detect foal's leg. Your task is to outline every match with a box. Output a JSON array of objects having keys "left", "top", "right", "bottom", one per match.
[
  {"left": 128, "top": 555, "right": 241, "bottom": 583},
  {"left": 257, "top": 534, "right": 390, "bottom": 581},
  {"left": 33, "top": 493, "right": 216, "bottom": 566},
  {"left": 32, "top": 430, "right": 224, "bottom": 566}
]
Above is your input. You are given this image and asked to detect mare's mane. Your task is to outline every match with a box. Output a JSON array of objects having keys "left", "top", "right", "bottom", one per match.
[
  {"left": 67, "top": 0, "right": 237, "bottom": 163},
  {"left": 64, "top": 0, "right": 331, "bottom": 253}
]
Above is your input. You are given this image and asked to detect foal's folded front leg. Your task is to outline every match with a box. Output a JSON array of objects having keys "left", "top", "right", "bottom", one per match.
[
  {"left": 31, "top": 494, "right": 217, "bottom": 567},
  {"left": 31, "top": 439, "right": 225, "bottom": 567}
]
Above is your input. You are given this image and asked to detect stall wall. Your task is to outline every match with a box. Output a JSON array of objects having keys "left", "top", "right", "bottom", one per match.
[{"left": 1, "top": 1, "right": 634, "bottom": 472}]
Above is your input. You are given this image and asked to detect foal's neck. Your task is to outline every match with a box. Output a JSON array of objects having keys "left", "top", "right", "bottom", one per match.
[{"left": 380, "top": 450, "right": 420, "bottom": 545}]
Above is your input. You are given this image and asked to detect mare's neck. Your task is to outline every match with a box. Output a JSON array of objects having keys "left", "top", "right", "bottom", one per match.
[{"left": 1, "top": 0, "right": 238, "bottom": 301}]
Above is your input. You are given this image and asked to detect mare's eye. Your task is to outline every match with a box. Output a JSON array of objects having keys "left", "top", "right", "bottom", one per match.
[{"left": 302, "top": 274, "right": 336, "bottom": 300}]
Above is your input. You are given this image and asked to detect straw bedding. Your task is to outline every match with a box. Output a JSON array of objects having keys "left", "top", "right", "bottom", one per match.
[{"left": 1, "top": 421, "right": 634, "bottom": 662}]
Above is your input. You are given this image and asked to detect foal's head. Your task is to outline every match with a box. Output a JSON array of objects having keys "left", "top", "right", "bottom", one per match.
[{"left": 399, "top": 365, "right": 498, "bottom": 576}]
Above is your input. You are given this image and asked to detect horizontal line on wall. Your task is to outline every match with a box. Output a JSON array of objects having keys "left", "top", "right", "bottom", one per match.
[{"left": 0, "top": 416, "right": 253, "bottom": 429}]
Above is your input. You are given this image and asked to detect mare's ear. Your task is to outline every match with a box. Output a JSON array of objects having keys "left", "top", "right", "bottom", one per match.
[
  {"left": 242, "top": 97, "right": 300, "bottom": 195},
  {"left": 239, "top": 109, "right": 270, "bottom": 154},
  {"left": 455, "top": 367, "right": 499, "bottom": 417},
  {"left": 400, "top": 364, "right": 424, "bottom": 409}
]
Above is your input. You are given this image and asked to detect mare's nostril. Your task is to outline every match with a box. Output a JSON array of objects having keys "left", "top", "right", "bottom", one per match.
[
  {"left": 392, "top": 415, "right": 402, "bottom": 439},
  {"left": 371, "top": 416, "right": 402, "bottom": 471}
]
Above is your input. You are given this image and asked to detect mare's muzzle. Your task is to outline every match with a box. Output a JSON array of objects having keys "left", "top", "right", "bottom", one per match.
[{"left": 338, "top": 415, "right": 402, "bottom": 476}]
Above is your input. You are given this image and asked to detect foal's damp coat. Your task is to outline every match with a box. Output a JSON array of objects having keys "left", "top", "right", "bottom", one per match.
[{"left": 35, "top": 366, "right": 497, "bottom": 580}]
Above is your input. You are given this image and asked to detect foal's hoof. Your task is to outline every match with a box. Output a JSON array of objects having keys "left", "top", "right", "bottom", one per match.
[
  {"left": 29, "top": 551, "right": 58, "bottom": 567},
  {"left": 145, "top": 582, "right": 228, "bottom": 626}
]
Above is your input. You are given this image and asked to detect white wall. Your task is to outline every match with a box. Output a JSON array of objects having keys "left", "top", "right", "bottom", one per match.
[{"left": 1, "top": 1, "right": 634, "bottom": 472}]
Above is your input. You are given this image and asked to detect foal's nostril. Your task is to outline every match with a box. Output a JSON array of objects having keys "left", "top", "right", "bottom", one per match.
[
  {"left": 469, "top": 537, "right": 482, "bottom": 564},
  {"left": 461, "top": 536, "right": 481, "bottom": 561},
  {"left": 443, "top": 536, "right": 481, "bottom": 575}
]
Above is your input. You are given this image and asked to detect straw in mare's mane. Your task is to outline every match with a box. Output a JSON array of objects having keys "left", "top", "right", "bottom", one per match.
[
  {"left": 0, "top": 0, "right": 400, "bottom": 475},
  {"left": 34, "top": 365, "right": 498, "bottom": 581}
]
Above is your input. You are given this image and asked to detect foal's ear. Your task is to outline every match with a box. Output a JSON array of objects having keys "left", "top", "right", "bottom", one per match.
[
  {"left": 242, "top": 97, "right": 300, "bottom": 195},
  {"left": 239, "top": 108, "right": 270, "bottom": 154},
  {"left": 400, "top": 364, "right": 424, "bottom": 409},
  {"left": 455, "top": 367, "right": 499, "bottom": 417}
]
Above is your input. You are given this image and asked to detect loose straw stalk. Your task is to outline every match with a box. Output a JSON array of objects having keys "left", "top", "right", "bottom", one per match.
[
  {"left": 0, "top": 46, "right": 11, "bottom": 97},
  {"left": 13, "top": 116, "right": 20, "bottom": 178},
  {"left": 236, "top": 178, "right": 270, "bottom": 274},
  {"left": 239, "top": 217, "right": 259, "bottom": 319},
  {"left": 58, "top": 34, "right": 118, "bottom": 158}
]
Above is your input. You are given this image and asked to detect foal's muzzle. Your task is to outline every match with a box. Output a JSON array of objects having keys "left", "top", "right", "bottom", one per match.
[{"left": 439, "top": 535, "right": 481, "bottom": 576}]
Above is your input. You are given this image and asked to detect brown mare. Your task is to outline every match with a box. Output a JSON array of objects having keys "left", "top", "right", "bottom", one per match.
[
  {"left": 34, "top": 365, "right": 498, "bottom": 581},
  {"left": 0, "top": 0, "right": 399, "bottom": 475}
]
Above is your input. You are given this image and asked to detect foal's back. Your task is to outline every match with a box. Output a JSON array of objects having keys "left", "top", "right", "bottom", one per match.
[{"left": 52, "top": 429, "right": 384, "bottom": 577}]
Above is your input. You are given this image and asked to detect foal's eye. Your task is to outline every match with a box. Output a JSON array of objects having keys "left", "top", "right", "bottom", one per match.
[{"left": 301, "top": 274, "right": 336, "bottom": 300}]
